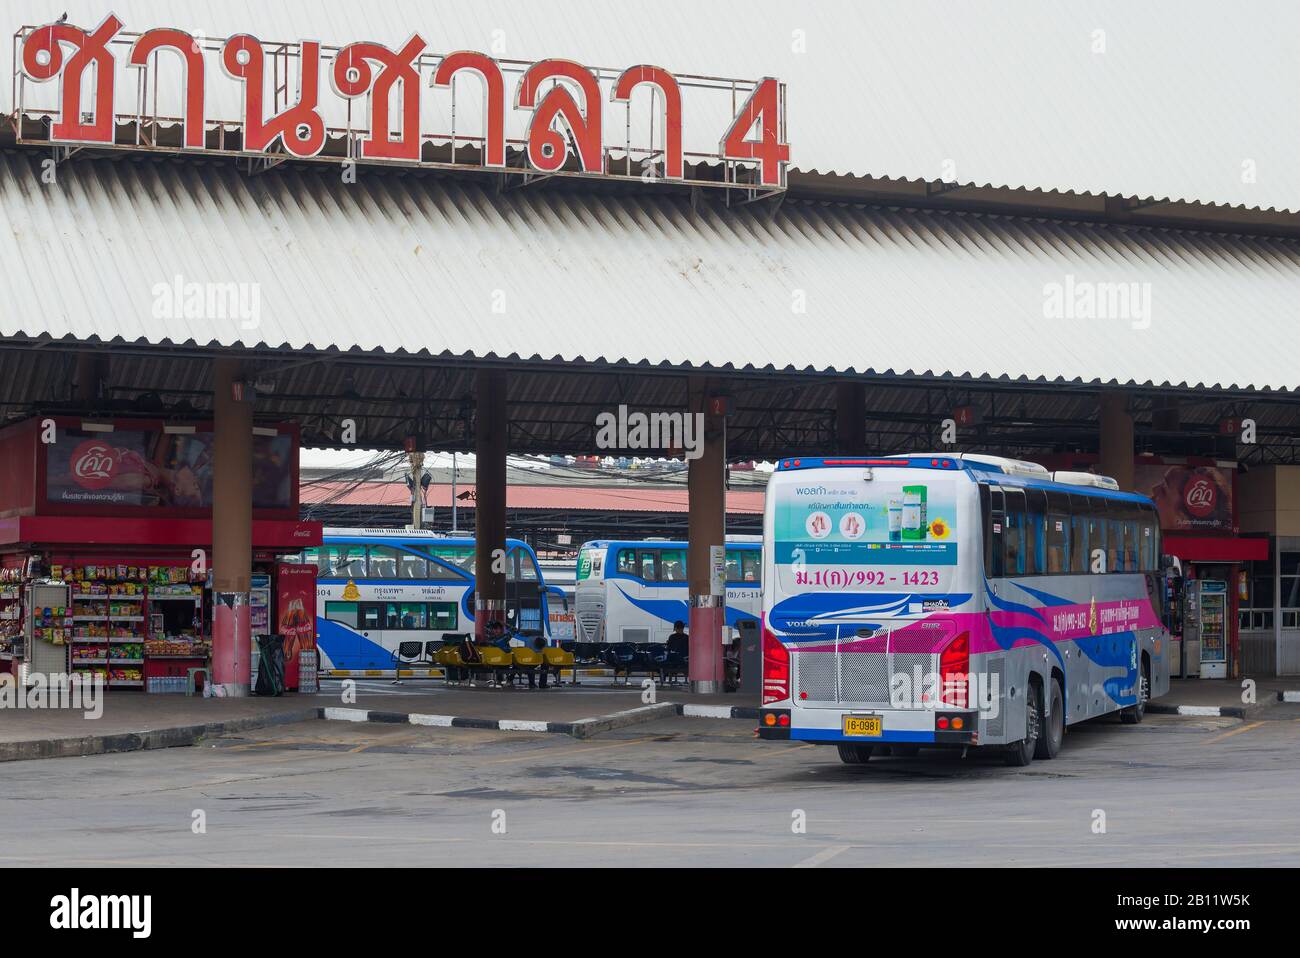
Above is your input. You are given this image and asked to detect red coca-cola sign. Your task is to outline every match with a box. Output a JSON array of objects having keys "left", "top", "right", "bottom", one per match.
[
  {"left": 69, "top": 440, "right": 120, "bottom": 490},
  {"left": 1183, "top": 477, "right": 1216, "bottom": 518}
]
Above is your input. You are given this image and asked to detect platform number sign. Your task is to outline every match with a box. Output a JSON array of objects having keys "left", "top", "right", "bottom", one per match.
[{"left": 721, "top": 78, "right": 790, "bottom": 187}]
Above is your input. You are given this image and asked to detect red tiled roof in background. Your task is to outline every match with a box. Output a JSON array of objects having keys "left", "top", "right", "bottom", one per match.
[{"left": 301, "top": 482, "right": 765, "bottom": 515}]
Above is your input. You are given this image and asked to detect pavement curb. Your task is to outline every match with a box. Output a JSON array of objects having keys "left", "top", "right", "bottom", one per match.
[
  {"left": 0, "top": 708, "right": 320, "bottom": 764},
  {"left": 320, "top": 701, "right": 679, "bottom": 739},
  {"left": 677, "top": 704, "right": 760, "bottom": 720},
  {"left": 1146, "top": 703, "right": 1248, "bottom": 718}
]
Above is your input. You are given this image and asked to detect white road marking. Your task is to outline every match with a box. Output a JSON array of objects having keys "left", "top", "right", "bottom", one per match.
[{"left": 793, "top": 844, "right": 851, "bottom": 868}]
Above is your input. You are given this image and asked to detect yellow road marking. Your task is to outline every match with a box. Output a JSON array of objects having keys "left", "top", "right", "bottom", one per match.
[{"left": 1203, "top": 721, "right": 1264, "bottom": 745}]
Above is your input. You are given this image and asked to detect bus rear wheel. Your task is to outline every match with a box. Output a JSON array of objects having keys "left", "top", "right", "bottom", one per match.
[
  {"left": 1004, "top": 682, "right": 1041, "bottom": 767},
  {"left": 1034, "top": 677, "right": 1064, "bottom": 760},
  {"left": 837, "top": 744, "right": 874, "bottom": 764},
  {"left": 1121, "top": 661, "right": 1149, "bottom": 725}
]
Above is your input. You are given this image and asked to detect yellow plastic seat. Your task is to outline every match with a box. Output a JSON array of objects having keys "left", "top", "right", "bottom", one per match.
[
  {"left": 475, "top": 645, "right": 512, "bottom": 667},
  {"left": 512, "top": 647, "right": 543, "bottom": 667},
  {"left": 543, "top": 647, "right": 575, "bottom": 668}
]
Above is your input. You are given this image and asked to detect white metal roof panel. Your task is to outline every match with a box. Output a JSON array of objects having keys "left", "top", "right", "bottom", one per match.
[
  {"left": 1, "top": 151, "right": 1298, "bottom": 390},
  {"left": 3, "top": 0, "right": 1299, "bottom": 211}
]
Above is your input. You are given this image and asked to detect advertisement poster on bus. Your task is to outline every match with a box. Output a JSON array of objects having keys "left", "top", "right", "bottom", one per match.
[
  {"left": 1134, "top": 463, "right": 1234, "bottom": 533},
  {"left": 775, "top": 479, "right": 959, "bottom": 578}
]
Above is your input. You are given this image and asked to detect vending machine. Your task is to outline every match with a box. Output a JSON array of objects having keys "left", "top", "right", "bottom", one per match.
[{"left": 1182, "top": 579, "right": 1228, "bottom": 679}]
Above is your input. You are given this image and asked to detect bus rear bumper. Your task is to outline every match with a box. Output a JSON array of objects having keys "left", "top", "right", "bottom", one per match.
[{"left": 759, "top": 706, "right": 977, "bottom": 746}]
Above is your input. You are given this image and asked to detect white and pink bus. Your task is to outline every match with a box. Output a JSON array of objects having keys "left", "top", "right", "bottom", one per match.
[{"left": 757, "top": 454, "right": 1171, "bottom": 765}]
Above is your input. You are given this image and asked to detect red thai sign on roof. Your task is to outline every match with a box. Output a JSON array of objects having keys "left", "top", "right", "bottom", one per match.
[{"left": 12, "top": 15, "right": 790, "bottom": 192}]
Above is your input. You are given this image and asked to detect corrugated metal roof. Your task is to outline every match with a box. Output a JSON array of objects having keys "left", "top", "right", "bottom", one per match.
[
  {"left": 4, "top": 0, "right": 1299, "bottom": 211},
  {"left": 3, "top": 151, "right": 1299, "bottom": 391}
]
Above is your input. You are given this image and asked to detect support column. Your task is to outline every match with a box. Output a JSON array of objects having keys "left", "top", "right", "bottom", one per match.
[
  {"left": 74, "top": 352, "right": 106, "bottom": 404},
  {"left": 212, "top": 358, "right": 253, "bottom": 697},
  {"left": 474, "top": 369, "right": 507, "bottom": 639},
  {"left": 1098, "top": 392, "right": 1135, "bottom": 491},
  {"left": 687, "top": 377, "right": 726, "bottom": 693},
  {"left": 835, "top": 382, "right": 867, "bottom": 454}
]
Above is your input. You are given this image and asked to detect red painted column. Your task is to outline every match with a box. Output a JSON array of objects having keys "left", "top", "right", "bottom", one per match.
[
  {"left": 687, "top": 377, "right": 726, "bottom": 692},
  {"left": 211, "top": 357, "right": 253, "bottom": 696},
  {"left": 474, "top": 369, "right": 508, "bottom": 639}
]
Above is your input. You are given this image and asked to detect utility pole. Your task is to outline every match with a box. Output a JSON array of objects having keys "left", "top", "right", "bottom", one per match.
[{"left": 407, "top": 448, "right": 425, "bottom": 530}]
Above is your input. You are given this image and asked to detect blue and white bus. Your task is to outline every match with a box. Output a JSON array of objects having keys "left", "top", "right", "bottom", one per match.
[
  {"left": 574, "top": 538, "right": 762, "bottom": 646},
  {"left": 298, "top": 529, "right": 567, "bottom": 672},
  {"left": 757, "top": 454, "right": 1171, "bottom": 766}
]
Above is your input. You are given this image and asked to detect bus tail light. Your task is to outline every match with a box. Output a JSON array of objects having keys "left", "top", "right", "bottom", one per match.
[
  {"left": 762, "top": 622, "right": 791, "bottom": 705},
  {"left": 939, "top": 631, "right": 970, "bottom": 708}
]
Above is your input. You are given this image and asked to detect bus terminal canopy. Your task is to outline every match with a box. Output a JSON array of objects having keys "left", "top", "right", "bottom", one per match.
[{"left": 3, "top": 0, "right": 1300, "bottom": 459}]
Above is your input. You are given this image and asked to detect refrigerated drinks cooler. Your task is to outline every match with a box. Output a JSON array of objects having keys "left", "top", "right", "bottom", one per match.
[{"left": 1181, "top": 579, "right": 1228, "bottom": 679}]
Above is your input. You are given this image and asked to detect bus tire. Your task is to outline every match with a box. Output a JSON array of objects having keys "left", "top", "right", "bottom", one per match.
[
  {"left": 837, "top": 744, "right": 874, "bottom": 764},
  {"left": 1034, "top": 677, "right": 1064, "bottom": 760},
  {"left": 1004, "top": 682, "right": 1041, "bottom": 767},
  {"left": 890, "top": 746, "right": 920, "bottom": 757},
  {"left": 1121, "top": 659, "right": 1149, "bottom": 725}
]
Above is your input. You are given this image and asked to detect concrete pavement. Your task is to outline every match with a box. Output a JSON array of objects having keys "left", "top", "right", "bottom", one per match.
[{"left": 1, "top": 708, "right": 1298, "bottom": 866}]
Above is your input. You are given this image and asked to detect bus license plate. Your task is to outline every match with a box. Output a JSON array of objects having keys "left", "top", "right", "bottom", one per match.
[{"left": 842, "top": 714, "right": 882, "bottom": 737}]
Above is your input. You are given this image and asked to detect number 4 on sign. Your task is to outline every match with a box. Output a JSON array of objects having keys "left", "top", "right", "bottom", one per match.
[{"left": 721, "top": 77, "right": 790, "bottom": 187}]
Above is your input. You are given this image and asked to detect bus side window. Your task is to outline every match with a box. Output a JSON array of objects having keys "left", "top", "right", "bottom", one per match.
[
  {"left": 1086, "top": 496, "right": 1107, "bottom": 572},
  {"left": 617, "top": 549, "right": 638, "bottom": 576},
  {"left": 1024, "top": 488, "right": 1047, "bottom": 575},
  {"left": 342, "top": 546, "right": 368, "bottom": 579},
  {"left": 367, "top": 546, "right": 400, "bottom": 580},
  {"left": 637, "top": 550, "right": 659, "bottom": 582},
  {"left": 358, "top": 603, "right": 382, "bottom": 631},
  {"left": 1002, "top": 488, "right": 1026, "bottom": 576},
  {"left": 1139, "top": 505, "right": 1158, "bottom": 571},
  {"left": 1068, "top": 493, "right": 1088, "bottom": 572},
  {"left": 398, "top": 551, "right": 428, "bottom": 579},
  {"left": 1122, "top": 503, "right": 1140, "bottom": 572},
  {"left": 1046, "top": 490, "right": 1071, "bottom": 573},
  {"left": 742, "top": 550, "right": 761, "bottom": 584},
  {"left": 660, "top": 549, "right": 686, "bottom": 581},
  {"left": 981, "top": 485, "right": 1005, "bottom": 577},
  {"left": 724, "top": 549, "right": 742, "bottom": 582},
  {"left": 516, "top": 549, "right": 539, "bottom": 581},
  {"left": 324, "top": 601, "right": 357, "bottom": 628},
  {"left": 1105, "top": 499, "right": 1125, "bottom": 572}
]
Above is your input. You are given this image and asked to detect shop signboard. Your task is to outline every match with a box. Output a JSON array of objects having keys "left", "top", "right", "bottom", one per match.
[
  {"left": 1134, "top": 463, "right": 1235, "bottom": 534},
  {"left": 14, "top": 17, "right": 791, "bottom": 191},
  {"left": 36, "top": 418, "right": 298, "bottom": 519}
]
